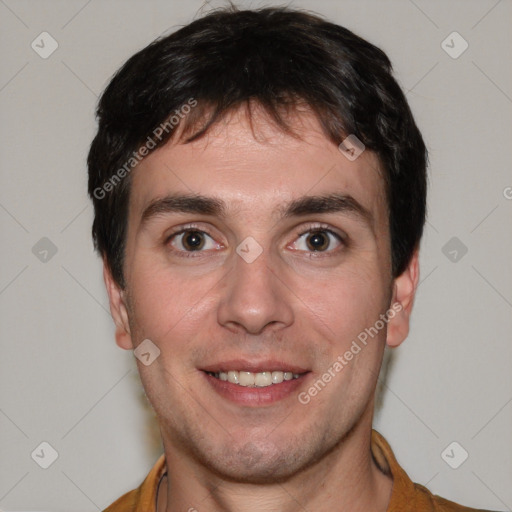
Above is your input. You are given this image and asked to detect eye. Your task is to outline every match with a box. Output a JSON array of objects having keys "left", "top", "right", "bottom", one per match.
[
  {"left": 292, "top": 227, "right": 344, "bottom": 253},
  {"left": 165, "top": 224, "right": 344, "bottom": 257},
  {"left": 167, "top": 228, "right": 221, "bottom": 254}
]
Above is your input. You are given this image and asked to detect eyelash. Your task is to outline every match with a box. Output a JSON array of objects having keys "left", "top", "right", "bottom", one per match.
[{"left": 165, "top": 222, "right": 346, "bottom": 258}]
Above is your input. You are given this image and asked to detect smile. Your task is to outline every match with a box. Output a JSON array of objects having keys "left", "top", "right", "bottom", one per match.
[{"left": 205, "top": 370, "right": 301, "bottom": 388}]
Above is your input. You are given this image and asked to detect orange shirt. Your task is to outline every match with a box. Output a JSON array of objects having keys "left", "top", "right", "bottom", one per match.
[{"left": 103, "top": 430, "right": 495, "bottom": 511}]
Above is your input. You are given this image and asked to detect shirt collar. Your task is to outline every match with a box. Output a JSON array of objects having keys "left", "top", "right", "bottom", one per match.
[{"left": 132, "top": 429, "right": 415, "bottom": 511}]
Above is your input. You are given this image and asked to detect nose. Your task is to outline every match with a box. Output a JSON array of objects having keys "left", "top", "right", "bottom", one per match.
[{"left": 216, "top": 242, "right": 294, "bottom": 335}]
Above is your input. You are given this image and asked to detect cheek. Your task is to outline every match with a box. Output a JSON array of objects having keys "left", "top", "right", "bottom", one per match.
[
  {"left": 129, "top": 255, "right": 216, "bottom": 347},
  {"left": 292, "top": 263, "right": 388, "bottom": 347}
]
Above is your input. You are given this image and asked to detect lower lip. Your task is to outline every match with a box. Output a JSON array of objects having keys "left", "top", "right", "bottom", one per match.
[{"left": 202, "top": 371, "right": 310, "bottom": 406}]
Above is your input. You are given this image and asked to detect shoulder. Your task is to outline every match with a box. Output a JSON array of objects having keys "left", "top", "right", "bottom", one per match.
[
  {"left": 371, "top": 430, "right": 500, "bottom": 512},
  {"left": 102, "top": 454, "right": 166, "bottom": 512},
  {"left": 411, "top": 481, "right": 499, "bottom": 512},
  {"left": 102, "top": 488, "right": 140, "bottom": 512}
]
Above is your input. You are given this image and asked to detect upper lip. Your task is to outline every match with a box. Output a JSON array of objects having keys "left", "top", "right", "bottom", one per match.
[{"left": 201, "top": 359, "right": 310, "bottom": 374}]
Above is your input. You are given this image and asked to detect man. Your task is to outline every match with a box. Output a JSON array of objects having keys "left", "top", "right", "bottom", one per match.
[{"left": 88, "top": 5, "right": 496, "bottom": 512}]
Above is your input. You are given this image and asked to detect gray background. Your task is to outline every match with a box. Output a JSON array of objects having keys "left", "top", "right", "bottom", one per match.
[{"left": 0, "top": 0, "right": 511, "bottom": 510}]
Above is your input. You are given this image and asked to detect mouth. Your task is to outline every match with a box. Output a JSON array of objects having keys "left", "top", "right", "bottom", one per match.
[
  {"left": 201, "top": 361, "right": 311, "bottom": 406},
  {"left": 205, "top": 370, "right": 302, "bottom": 388}
]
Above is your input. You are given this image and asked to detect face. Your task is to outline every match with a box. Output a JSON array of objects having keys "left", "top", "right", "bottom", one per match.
[{"left": 105, "top": 105, "right": 418, "bottom": 483}]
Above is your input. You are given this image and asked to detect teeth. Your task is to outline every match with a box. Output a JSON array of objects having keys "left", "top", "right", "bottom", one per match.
[
  {"left": 227, "top": 371, "right": 239, "bottom": 384},
  {"left": 208, "top": 370, "right": 302, "bottom": 388},
  {"left": 271, "top": 371, "right": 284, "bottom": 384},
  {"left": 239, "top": 371, "right": 255, "bottom": 386},
  {"left": 254, "top": 372, "right": 272, "bottom": 387}
]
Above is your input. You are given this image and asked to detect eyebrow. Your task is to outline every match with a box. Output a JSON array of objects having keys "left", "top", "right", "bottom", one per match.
[{"left": 139, "top": 192, "right": 373, "bottom": 228}]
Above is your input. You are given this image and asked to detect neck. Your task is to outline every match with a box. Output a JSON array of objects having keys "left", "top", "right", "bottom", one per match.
[{"left": 157, "top": 414, "right": 392, "bottom": 512}]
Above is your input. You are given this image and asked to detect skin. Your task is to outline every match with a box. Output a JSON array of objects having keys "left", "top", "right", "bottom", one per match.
[{"left": 104, "top": 104, "right": 419, "bottom": 512}]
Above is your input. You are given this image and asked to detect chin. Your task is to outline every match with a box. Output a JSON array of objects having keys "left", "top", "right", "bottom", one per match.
[
  {"left": 209, "top": 454, "right": 300, "bottom": 484},
  {"left": 191, "top": 436, "right": 318, "bottom": 484}
]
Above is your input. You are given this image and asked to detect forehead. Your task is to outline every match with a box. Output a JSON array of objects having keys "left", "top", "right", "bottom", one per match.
[{"left": 128, "top": 105, "right": 388, "bottom": 229}]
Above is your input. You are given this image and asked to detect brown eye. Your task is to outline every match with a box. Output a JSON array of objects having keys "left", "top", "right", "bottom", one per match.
[
  {"left": 293, "top": 228, "right": 343, "bottom": 253},
  {"left": 168, "top": 229, "right": 217, "bottom": 252},
  {"left": 306, "top": 231, "right": 331, "bottom": 251},
  {"left": 181, "top": 231, "right": 205, "bottom": 251}
]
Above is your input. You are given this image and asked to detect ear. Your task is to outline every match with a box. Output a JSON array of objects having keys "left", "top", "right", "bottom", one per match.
[
  {"left": 386, "top": 247, "right": 420, "bottom": 348},
  {"left": 103, "top": 259, "right": 133, "bottom": 350}
]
